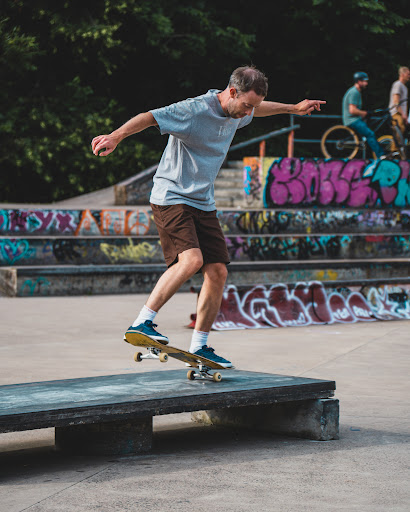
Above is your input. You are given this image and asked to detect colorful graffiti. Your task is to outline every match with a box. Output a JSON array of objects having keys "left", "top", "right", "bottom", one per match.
[
  {"left": 0, "top": 238, "right": 164, "bottom": 266},
  {"left": 0, "top": 208, "right": 155, "bottom": 236},
  {"left": 244, "top": 157, "right": 263, "bottom": 206},
  {"left": 3, "top": 207, "right": 410, "bottom": 239},
  {"left": 2, "top": 233, "right": 410, "bottom": 266},
  {"left": 225, "top": 234, "right": 410, "bottom": 262},
  {"left": 3, "top": 234, "right": 410, "bottom": 266},
  {"left": 218, "top": 209, "right": 410, "bottom": 235},
  {"left": 263, "top": 158, "right": 410, "bottom": 208},
  {"left": 20, "top": 277, "right": 51, "bottom": 297},
  {"left": 201, "top": 282, "right": 410, "bottom": 330},
  {"left": 0, "top": 239, "right": 35, "bottom": 265}
]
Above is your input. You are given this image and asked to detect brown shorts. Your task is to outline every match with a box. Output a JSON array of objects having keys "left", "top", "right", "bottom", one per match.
[{"left": 151, "top": 203, "right": 230, "bottom": 268}]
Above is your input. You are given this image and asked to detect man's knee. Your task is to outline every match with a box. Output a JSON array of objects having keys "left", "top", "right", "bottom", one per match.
[
  {"left": 203, "top": 262, "right": 228, "bottom": 284},
  {"left": 178, "top": 248, "right": 203, "bottom": 273}
]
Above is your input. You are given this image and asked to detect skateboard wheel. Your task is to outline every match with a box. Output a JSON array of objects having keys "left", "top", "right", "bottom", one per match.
[
  {"left": 187, "top": 370, "right": 196, "bottom": 381},
  {"left": 212, "top": 372, "right": 222, "bottom": 382},
  {"left": 133, "top": 352, "right": 143, "bottom": 362},
  {"left": 159, "top": 352, "right": 168, "bottom": 363}
]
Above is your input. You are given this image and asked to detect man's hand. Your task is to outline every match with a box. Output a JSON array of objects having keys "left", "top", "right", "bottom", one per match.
[
  {"left": 91, "top": 134, "right": 119, "bottom": 157},
  {"left": 293, "top": 99, "right": 326, "bottom": 116},
  {"left": 91, "top": 112, "right": 157, "bottom": 156}
]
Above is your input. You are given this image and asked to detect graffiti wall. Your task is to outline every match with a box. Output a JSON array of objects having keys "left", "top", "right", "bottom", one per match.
[
  {"left": 15, "top": 268, "right": 169, "bottom": 297},
  {"left": 205, "top": 282, "right": 410, "bottom": 330},
  {"left": 225, "top": 234, "right": 410, "bottom": 262},
  {"left": 217, "top": 209, "right": 410, "bottom": 235},
  {"left": 261, "top": 158, "right": 410, "bottom": 209},
  {"left": 0, "top": 238, "right": 164, "bottom": 266},
  {"left": 3, "top": 207, "right": 410, "bottom": 239},
  {"left": 0, "top": 208, "right": 156, "bottom": 236},
  {"left": 4, "top": 234, "right": 410, "bottom": 266}
]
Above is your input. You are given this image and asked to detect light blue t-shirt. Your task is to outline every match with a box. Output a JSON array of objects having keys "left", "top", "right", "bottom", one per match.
[
  {"left": 149, "top": 89, "right": 254, "bottom": 211},
  {"left": 342, "top": 85, "right": 362, "bottom": 126}
]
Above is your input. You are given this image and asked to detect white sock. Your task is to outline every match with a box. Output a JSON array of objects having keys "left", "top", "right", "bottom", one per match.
[
  {"left": 132, "top": 305, "right": 157, "bottom": 327},
  {"left": 190, "top": 330, "right": 209, "bottom": 353}
]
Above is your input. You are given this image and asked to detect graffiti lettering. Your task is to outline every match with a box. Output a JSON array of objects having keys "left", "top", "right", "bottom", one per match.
[
  {"left": 205, "top": 283, "right": 410, "bottom": 330},
  {"left": 100, "top": 238, "right": 161, "bottom": 264},
  {"left": 0, "top": 208, "right": 153, "bottom": 236},
  {"left": 224, "top": 234, "right": 410, "bottom": 262},
  {"left": 216, "top": 209, "right": 410, "bottom": 236},
  {"left": 264, "top": 158, "right": 410, "bottom": 208}
]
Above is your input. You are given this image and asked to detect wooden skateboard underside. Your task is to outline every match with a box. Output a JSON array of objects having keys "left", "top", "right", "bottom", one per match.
[{"left": 124, "top": 331, "right": 226, "bottom": 370}]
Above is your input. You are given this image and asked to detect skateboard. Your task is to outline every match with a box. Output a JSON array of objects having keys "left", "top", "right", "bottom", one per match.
[{"left": 124, "top": 330, "right": 232, "bottom": 382}]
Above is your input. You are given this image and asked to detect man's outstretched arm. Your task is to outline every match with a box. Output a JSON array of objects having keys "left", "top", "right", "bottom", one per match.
[
  {"left": 254, "top": 99, "right": 326, "bottom": 117},
  {"left": 91, "top": 112, "right": 158, "bottom": 156}
]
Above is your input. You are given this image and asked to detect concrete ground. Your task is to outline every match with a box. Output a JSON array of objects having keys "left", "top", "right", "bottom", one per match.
[{"left": 0, "top": 292, "right": 409, "bottom": 512}]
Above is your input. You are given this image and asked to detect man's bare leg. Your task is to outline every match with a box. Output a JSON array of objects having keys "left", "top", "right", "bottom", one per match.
[
  {"left": 195, "top": 262, "right": 228, "bottom": 332},
  {"left": 146, "top": 248, "right": 204, "bottom": 312},
  {"left": 189, "top": 262, "right": 232, "bottom": 366},
  {"left": 128, "top": 248, "right": 204, "bottom": 342}
]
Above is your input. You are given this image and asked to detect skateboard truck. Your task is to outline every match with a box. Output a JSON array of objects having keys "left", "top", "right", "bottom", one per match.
[
  {"left": 134, "top": 348, "right": 169, "bottom": 363},
  {"left": 187, "top": 363, "right": 222, "bottom": 382}
]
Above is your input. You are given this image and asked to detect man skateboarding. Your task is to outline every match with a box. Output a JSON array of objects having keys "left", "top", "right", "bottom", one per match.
[{"left": 92, "top": 65, "right": 325, "bottom": 368}]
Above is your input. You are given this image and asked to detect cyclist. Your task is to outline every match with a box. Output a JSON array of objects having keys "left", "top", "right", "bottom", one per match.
[
  {"left": 388, "top": 66, "right": 409, "bottom": 135},
  {"left": 342, "top": 71, "right": 385, "bottom": 158}
]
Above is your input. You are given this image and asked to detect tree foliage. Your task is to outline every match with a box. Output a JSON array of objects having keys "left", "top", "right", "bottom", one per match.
[{"left": 1, "top": 0, "right": 409, "bottom": 202}]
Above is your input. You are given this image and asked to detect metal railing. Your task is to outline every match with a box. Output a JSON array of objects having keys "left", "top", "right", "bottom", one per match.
[
  {"left": 227, "top": 114, "right": 345, "bottom": 159},
  {"left": 228, "top": 124, "right": 300, "bottom": 158},
  {"left": 228, "top": 113, "right": 376, "bottom": 159}
]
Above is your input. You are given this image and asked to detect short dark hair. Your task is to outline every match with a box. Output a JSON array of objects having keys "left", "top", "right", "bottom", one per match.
[{"left": 228, "top": 65, "right": 268, "bottom": 97}]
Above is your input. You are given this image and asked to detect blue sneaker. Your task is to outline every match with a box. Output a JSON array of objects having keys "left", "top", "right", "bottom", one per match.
[
  {"left": 192, "top": 346, "right": 233, "bottom": 368},
  {"left": 125, "top": 320, "right": 169, "bottom": 345}
]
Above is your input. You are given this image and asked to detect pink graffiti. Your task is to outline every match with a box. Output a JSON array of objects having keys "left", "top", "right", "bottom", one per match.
[
  {"left": 207, "top": 282, "right": 410, "bottom": 330},
  {"left": 55, "top": 213, "right": 76, "bottom": 232},
  {"left": 264, "top": 158, "right": 410, "bottom": 208}
]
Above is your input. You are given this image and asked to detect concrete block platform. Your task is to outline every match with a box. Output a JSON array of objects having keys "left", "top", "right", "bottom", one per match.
[{"left": 0, "top": 370, "right": 337, "bottom": 455}]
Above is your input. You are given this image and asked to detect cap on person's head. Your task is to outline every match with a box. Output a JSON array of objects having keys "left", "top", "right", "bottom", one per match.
[{"left": 354, "top": 71, "right": 369, "bottom": 83}]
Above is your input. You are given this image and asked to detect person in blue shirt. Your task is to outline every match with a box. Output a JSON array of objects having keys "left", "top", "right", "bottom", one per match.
[
  {"left": 92, "top": 66, "right": 325, "bottom": 367},
  {"left": 342, "top": 71, "right": 385, "bottom": 158}
]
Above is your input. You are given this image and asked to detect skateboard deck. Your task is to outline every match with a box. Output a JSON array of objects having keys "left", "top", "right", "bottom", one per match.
[{"left": 124, "top": 330, "right": 230, "bottom": 382}]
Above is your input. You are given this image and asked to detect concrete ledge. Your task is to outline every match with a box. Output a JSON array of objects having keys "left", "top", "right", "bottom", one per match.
[
  {"left": 192, "top": 398, "right": 339, "bottom": 441},
  {"left": 0, "top": 370, "right": 336, "bottom": 454},
  {"left": 2, "top": 260, "right": 410, "bottom": 297}
]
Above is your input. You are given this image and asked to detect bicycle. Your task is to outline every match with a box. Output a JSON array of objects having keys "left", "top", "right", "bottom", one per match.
[{"left": 320, "top": 100, "right": 408, "bottom": 160}]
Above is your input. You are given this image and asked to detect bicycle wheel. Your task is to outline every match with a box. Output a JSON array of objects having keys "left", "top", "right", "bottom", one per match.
[
  {"left": 373, "top": 135, "right": 395, "bottom": 160},
  {"left": 321, "top": 125, "right": 360, "bottom": 159},
  {"left": 391, "top": 124, "right": 407, "bottom": 160}
]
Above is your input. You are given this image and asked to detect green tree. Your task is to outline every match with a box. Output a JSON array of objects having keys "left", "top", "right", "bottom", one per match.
[
  {"left": 234, "top": 0, "right": 410, "bottom": 158},
  {"left": 0, "top": 1, "right": 254, "bottom": 202},
  {"left": 1, "top": 0, "right": 409, "bottom": 201}
]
